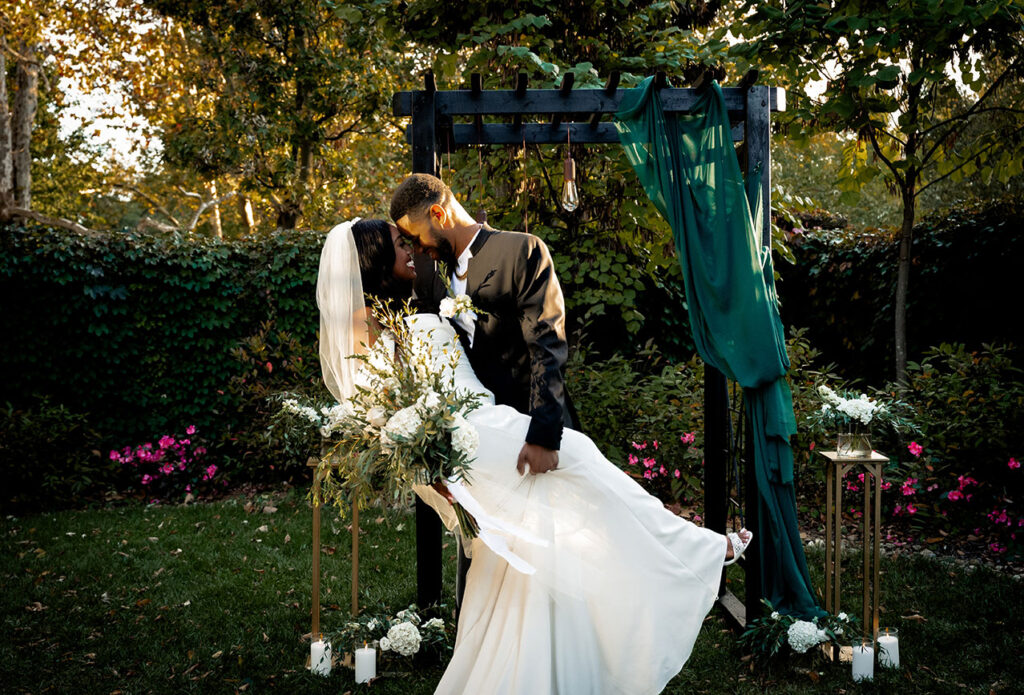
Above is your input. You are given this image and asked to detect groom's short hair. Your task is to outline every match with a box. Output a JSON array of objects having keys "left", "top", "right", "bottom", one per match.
[{"left": 390, "top": 173, "right": 452, "bottom": 223}]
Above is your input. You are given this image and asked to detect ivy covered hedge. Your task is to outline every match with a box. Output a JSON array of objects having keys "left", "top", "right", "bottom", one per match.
[
  {"left": 778, "top": 196, "right": 1024, "bottom": 379},
  {"left": 0, "top": 223, "right": 328, "bottom": 505}
]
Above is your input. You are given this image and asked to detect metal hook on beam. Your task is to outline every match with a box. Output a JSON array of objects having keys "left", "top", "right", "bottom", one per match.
[{"left": 424, "top": 69, "right": 437, "bottom": 93}]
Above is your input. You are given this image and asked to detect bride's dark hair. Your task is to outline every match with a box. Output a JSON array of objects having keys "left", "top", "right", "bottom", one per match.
[{"left": 350, "top": 219, "right": 412, "bottom": 306}]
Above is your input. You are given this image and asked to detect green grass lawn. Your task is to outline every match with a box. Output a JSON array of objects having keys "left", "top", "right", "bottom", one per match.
[{"left": 3, "top": 488, "right": 1022, "bottom": 694}]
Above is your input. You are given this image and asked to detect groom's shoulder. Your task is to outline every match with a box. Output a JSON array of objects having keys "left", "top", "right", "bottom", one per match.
[{"left": 485, "top": 228, "right": 549, "bottom": 254}]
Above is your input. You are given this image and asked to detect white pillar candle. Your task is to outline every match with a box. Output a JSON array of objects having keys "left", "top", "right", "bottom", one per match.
[
  {"left": 852, "top": 643, "right": 874, "bottom": 682},
  {"left": 878, "top": 628, "right": 900, "bottom": 668},
  {"left": 310, "top": 638, "right": 332, "bottom": 676},
  {"left": 355, "top": 643, "right": 376, "bottom": 684}
]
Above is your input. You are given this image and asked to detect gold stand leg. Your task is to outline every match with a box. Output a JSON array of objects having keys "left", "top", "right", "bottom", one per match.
[
  {"left": 312, "top": 469, "right": 321, "bottom": 640},
  {"left": 351, "top": 503, "right": 360, "bottom": 616}
]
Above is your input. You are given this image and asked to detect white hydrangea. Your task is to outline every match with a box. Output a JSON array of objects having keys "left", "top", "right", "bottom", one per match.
[
  {"left": 281, "top": 398, "right": 321, "bottom": 424},
  {"left": 423, "top": 617, "right": 444, "bottom": 630},
  {"left": 381, "top": 406, "right": 422, "bottom": 449},
  {"left": 817, "top": 385, "right": 842, "bottom": 406},
  {"left": 382, "top": 622, "right": 421, "bottom": 657},
  {"left": 318, "top": 402, "right": 356, "bottom": 437},
  {"left": 451, "top": 412, "right": 479, "bottom": 459},
  {"left": 787, "top": 620, "right": 828, "bottom": 653},
  {"left": 415, "top": 389, "right": 442, "bottom": 416}
]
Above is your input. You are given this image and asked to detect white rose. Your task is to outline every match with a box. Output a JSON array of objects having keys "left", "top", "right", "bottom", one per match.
[
  {"left": 439, "top": 297, "right": 457, "bottom": 318},
  {"left": 837, "top": 612, "right": 848, "bottom": 620},
  {"left": 771, "top": 611, "right": 780, "bottom": 620},
  {"left": 423, "top": 617, "right": 444, "bottom": 630},
  {"left": 379, "top": 637, "right": 391, "bottom": 651},
  {"left": 366, "top": 406, "right": 388, "bottom": 428}
]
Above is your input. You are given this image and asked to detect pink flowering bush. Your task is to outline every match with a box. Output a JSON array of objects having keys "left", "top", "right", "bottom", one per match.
[
  {"left": 622, "top": 434, "right": 705, "bottom": 509},
  {"left": 111, "top": 425, "right": 220, "bottom": 503}
]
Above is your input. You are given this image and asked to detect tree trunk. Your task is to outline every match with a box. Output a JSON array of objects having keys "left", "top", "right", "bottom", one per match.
[
  {"left": 894, "top": 185, "right": 916, "bottom": 383},
  {"left": 0, "top": 37, "right": 13, "bottom": 208},
  {"left": 11, "top": 43, "right": 39, "bottom": 209},
  {"left": 207, "top": 180, "right": 223, "bottom": 239},
  {"left": 238, "top": 194, "right": 255, "bottom": 234}
]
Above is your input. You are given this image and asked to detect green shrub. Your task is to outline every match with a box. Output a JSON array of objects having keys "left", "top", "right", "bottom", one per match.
[{"left": 0, "top": 397, "right": 112, "bottom": 510}]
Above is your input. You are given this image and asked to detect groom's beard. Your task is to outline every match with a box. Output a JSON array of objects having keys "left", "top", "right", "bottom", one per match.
[{"left": 428, "top": 236, "right": 457, "bottom": 269}]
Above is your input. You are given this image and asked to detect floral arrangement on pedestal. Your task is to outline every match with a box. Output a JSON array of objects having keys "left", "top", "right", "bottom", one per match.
[
  {"left": 739, "top": 600, "right": 859, "bottom": 663},
  {"left": 807, "top": 384, "right": 917, "bottom": 458},
  {"left": 328, "top": 604, "right": 453, "bottom": 665}
]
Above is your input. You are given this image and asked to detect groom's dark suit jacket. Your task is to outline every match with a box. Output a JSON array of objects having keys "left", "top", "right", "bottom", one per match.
[{"left": 413, "top": 225, "right": 574, "bottom": 451}]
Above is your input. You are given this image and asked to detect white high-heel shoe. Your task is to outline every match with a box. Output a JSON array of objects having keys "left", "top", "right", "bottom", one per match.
[{"left": 724, "top": 528, "right": 753, "bottom": 566}]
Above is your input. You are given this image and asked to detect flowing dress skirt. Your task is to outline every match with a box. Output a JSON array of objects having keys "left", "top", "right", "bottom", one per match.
[{"left": 416, "top": 404, "right": 727, "bottom": 695}]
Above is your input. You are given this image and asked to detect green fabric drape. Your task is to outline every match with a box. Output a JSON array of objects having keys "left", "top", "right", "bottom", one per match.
[{"left": 616, "top": 77, "right": 823, "bottom": 619}]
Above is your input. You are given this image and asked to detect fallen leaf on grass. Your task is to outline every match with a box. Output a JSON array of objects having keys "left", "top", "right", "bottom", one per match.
[
  {"left": 25, "top": 602, "right": 46, "bottom": 612},
  {"left": 262, "top": 506, "right": 277, "bottom": 514},
  {"left": 256, "top": 525, "right": 269, "bottom": 533},
  {"left": 901, "top": 613, "right": 927, "bottom": 622},
  {"left": 284, "top": 534, "right": 291, "bottom": 543},
  {"left": 212, "top": 650, "right": 223, "bottom": 659}
]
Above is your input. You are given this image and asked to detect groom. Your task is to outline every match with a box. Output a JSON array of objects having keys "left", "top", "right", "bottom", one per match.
[{"left": 390, "top": 173, "right": 574, "bottom": 475}]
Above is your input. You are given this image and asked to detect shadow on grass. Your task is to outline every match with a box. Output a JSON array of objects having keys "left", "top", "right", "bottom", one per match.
[{"left": 2, "top": 491, "right": 1021, "bottom": 694}]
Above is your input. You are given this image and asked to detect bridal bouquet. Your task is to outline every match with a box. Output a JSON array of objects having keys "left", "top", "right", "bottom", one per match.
[{"left": 314, "top": 299, "right": 483, "bottom": 539}]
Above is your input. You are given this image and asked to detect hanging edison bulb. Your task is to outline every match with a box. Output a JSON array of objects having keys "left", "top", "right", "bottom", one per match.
[{"left": 561, "top": 154, "right": 579, "bottom": 212}]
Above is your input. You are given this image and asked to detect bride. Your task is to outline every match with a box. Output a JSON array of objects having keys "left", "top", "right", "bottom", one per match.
[{"left": 318, "top": 218, "right": 752, "bottom": 695}]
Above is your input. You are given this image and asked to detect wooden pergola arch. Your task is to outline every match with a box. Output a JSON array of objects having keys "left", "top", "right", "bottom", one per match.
[{"left": 391, "top": 68, "right": 786, "bottom": 628}]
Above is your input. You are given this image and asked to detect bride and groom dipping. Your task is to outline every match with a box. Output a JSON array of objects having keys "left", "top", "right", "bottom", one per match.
[{"left": 317, "top": 172, "right": 752, "bottom": 694}]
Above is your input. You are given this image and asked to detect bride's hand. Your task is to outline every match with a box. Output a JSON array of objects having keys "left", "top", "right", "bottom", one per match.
[{"left": 431, "top": 480, "right": 455, "bottom": 504}]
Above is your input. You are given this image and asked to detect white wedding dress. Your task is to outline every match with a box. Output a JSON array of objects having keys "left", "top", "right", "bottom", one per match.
[{"left": 405, "top": 314, "right": 728, "bottom": 695}]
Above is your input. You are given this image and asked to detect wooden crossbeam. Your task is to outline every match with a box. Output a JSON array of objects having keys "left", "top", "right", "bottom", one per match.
[
  {"left": 392, "top": 86, "right": 785, "bottom": 118},
  {"left": 413, "top": 121, "right": 746, "bottom": 146}
]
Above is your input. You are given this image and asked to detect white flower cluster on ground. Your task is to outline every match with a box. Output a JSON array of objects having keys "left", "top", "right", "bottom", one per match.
[
  {"left": 380, "top": 622, "right": 421, "bottom": 656},
  {"left": 787, "top": 620, "right": 828, "bottom": 653},
  {"left": 451, "top": 411, "right": 479, "bottom": 458}
]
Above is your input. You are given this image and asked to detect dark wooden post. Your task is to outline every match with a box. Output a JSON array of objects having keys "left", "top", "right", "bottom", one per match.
[{"left": 411, "top": 71, "right": 444, "bottom": 610}]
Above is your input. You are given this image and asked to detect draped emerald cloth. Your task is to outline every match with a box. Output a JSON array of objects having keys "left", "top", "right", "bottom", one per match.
[{"left": 616, "top": 77, "right": 824, "bottom": 619}]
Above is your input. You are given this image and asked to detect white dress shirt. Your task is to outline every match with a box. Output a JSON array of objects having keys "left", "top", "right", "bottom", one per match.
[{"left": 450, "top": 227, "right": 481, "bottom": 345}]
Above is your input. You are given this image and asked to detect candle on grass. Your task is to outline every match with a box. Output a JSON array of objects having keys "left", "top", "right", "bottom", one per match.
[
  {"left": 355, "top": 641, "right": 376, "bottom": 684},
  {"left": 878, "top": 627, "right": 900, "bottom": 668},
  {"left": 852, "top": 641, "right": 874, "bottom": 682},
  {"left": 311, "top": 635, "right": 332, "bottom": 676}
]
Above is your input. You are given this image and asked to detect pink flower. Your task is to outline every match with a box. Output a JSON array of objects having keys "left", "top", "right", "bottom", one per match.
[
  {"left": 158, "top": 435, "right": 175, "bottom": 449},
  {"left": 160, "top": 464, "right": 174, "bottom": 475},
  {"left": 186, "top": 425, "right": 196, "bottom": 435},
  {"left": 627, "top": 454, "right": 638, "bottom": 466},
  {"left": 177, "top": 463, "right": 186, "bottom": 471},
  {"left": 674, "top": 469, "right": 681, "bottom": 479},
  {"left": 908, "top": 442, "right": 923, "bottom": 457},
  {"left": 906, "top": 504, "right": 918, "bottom": 515},
  {"left": 693, "top": 514, "right": 702, "bottom": 523},
  {"left": 881, "top": 481, "right": 892, "bottom": 490},
  {"left": 109, "top": 450, "right": 119, "bottom": 460},
  {"left": 893, "top": 504, "right": 903, "bottom": 516},
  {"left": 653, "top": 440, "right": 659, "bottom": 450},
  {"left": 809, "top": 441, "right": 816, "bottom": 451},
  {"left": 990, "top": 542, "right": 1007, "bottom": 553},
  {"left": 1009, "top": 458, "right": 1020, "bottom": 469},
  {"left": 947, "top": 490, "right": 963, "bottom": 501},
  {"left": 680, "top": 432, "right": 696, "bottom": 444},
  {"left": 195, "top": 447, "right": 207, "bottom": 456},
  {"left": 901, "top": 478, "right": 917, "bottom": 496},
  {"left": 642, "top": 457, "right": 656, "bottom": 469},
  {"left": 658, "top": 465, "right": 667, "bottom": 475},
  {"left": 265, "top": 361, "right": 273, "bottom": 373},
  {"left": 185, "top": 484, "right": 192, "bottom": 492},
  {"left": 141, "top": 474, "right": 152, "bottom": 485},
  {"left": 202, "top": 463, "right": 218, "bottom": 481},
  {"left": 643, "top": 470, "right": 653, "bottom": 480}
]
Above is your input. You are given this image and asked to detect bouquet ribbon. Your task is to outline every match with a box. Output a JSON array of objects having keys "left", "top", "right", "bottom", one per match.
[{"left": 446, "top": 480, "right": 550, "bottom": 575}]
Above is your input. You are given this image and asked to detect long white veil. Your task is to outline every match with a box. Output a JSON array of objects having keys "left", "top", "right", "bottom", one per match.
[{"left": 317, "top": 219, "right": 369, "bottom": 403}]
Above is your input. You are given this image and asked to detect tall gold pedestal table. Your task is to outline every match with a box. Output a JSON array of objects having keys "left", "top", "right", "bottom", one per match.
[{"left": 820, "top": 450, "right": 889, "bottom": 650}]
